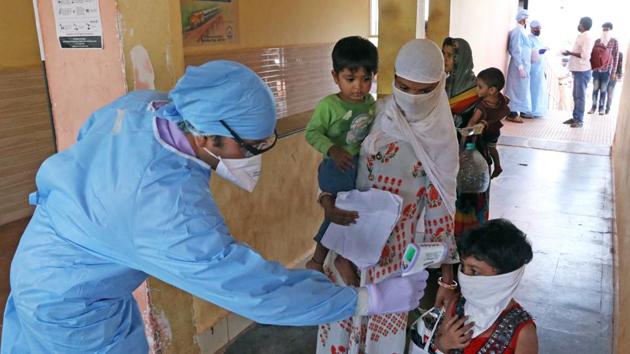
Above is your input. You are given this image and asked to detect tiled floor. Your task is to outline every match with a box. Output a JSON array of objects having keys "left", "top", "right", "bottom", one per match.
[
  {"left": 501, "top": 109, "right": 617, "bottom": 146},
  {"left": 224, "top": 144, "right": 614, "bottom": 354}
]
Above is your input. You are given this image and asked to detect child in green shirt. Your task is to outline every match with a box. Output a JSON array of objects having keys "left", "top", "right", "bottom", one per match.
[{"left": 304, "top": 36, "right": 377, "bottom": 286}]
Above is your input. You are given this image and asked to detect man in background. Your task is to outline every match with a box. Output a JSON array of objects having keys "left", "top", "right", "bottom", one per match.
[
  {"left": 527, "top": 20, "right": 549, "bottom": 118},
  {"left": 606, "top": 51, "right": 623, "bottom": 115},
  {"left": 563, "top": 17, "right": 594, "bottom": 128},
  {"left": 588, "top": 22, "right": 620, "bottom": 116}
]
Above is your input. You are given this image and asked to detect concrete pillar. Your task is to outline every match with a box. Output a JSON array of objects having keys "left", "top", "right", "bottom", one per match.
[
  {"left": 426, "top": 0, "right": 451, "bottom": 48},
  {"left": 377, "top": 0, "right": 425, "bottom": 96}
]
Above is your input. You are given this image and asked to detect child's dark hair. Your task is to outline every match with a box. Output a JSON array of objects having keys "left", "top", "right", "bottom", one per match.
[
  {"left": 457, "top": 218, "right": 533, "bottom": 274},
  {"left": 477, "top": 67, "right": 505, "bottom": 91},
  {"left": 332, "top": 36, "right": 378, "bottom": 75}
]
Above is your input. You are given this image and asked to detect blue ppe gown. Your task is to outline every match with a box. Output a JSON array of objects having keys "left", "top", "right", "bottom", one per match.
[
  {"left": 504, "top": 26, "right": 533, "bottom": 113},
  {"left": 528, "top": 34, "right": 548, "bottom": 117},
  {"left": 1, "top": 90, "right": 358, "bottom": 353}
]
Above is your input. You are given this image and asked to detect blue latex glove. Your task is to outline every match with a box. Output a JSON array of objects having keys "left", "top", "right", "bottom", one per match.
[{"left": 366, "top": 270, "right": 429, "bottom": 315}]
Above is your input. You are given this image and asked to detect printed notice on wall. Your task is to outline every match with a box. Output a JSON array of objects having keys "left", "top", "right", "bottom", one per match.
[
  {"left": 52, "top": 0, "right": 103, "bottom": 49},
  {"left": 181, "top": 0, "right": 239, "bottom": 47}
]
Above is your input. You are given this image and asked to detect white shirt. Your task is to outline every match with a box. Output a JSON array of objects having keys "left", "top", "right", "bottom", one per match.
[{"left": 568, "top": 31, "right": 594, "bottom": 72}]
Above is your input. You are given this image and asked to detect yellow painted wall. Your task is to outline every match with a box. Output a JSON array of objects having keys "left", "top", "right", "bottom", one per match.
[
  {"left": 0, "top": 0, "right": 40, "bottom": 69},
  {"left": 613, "top": 46, "right": 630, "bottom": 353},
  {"left": 117, "top": 0, "right": 185, "bottom": 91},
  {"left": 376, "top": 0, "right": 419, "bottom": 96},
  {"left": 449, "top": 0, "right": 518, "bottom": 75},
  {"left": 426, "top": 0, "right": 450, "bottom": 48},
  {"left": 183, "top": 0, "right": 370, "bottom": 55}
]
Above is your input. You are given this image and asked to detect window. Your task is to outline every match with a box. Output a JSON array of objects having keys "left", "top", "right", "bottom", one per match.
[{"left": 370, "top": 0, "right": 379, "bottom": 37}]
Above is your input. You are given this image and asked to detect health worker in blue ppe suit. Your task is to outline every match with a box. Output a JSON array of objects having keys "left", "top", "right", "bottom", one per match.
[
  {"left": 1, "top": 60, "right": 429, "bottom": 354},
  {"left": 505, "top": 9, "right": 534, "bottom": 123},
  {"left": 528, "top": 20, "right": 549, "bottom": 118}
]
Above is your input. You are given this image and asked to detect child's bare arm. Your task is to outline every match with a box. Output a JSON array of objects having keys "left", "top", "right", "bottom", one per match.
[
  {"left": 466, "top": 108, "right": 484, "bottom": 127},
  {"left": 460, "top": 109, "right": 484, "bottom": 146}
]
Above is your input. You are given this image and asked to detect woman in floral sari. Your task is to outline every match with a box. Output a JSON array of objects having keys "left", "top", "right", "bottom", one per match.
[
  {"left": 442, "top": 37, "right": 489, "bottom": 236},
  {"left": 316, "top": 39, "right": 459, "bottom": 354}
]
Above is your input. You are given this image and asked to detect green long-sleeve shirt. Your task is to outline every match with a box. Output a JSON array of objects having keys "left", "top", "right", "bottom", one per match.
[{"left": 305, "top": 94, "right": 375, "bottom": 157}]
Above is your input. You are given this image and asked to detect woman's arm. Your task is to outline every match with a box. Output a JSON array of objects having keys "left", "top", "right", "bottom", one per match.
[{"left": 421, "top": 183, "right": 459, "bottom": 308}]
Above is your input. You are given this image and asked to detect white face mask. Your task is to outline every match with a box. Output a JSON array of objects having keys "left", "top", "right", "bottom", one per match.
[
  {"left": 203, "top": 147, "right": 262, "bottom": 193},
  {"left": 458, "top": 266, "right": 525, "bottom": 337},
  {"left": 392, "top": 80, "right": 443, "bottom": 121}
]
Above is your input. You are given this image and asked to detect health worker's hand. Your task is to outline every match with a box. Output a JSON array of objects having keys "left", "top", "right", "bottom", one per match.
[
  {"left": 328, "top": 146, "right": 354, "bottom": 171},
  {"left": 366, "top": 270, "right": 429, "bottom": 315}
]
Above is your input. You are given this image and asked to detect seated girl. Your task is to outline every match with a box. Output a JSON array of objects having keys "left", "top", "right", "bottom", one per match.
[{"left": 435, "top": 218, "right": 538, "bottom": 354}]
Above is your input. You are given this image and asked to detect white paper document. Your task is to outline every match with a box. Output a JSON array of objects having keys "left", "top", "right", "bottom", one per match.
[{"left": 321, "top": 189, "right": 403, "bottom": 269}]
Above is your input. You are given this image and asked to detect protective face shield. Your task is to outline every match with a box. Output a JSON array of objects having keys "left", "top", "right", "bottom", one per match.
[{"left": 204, "top": 148, "right": 262, "bottom": 192}]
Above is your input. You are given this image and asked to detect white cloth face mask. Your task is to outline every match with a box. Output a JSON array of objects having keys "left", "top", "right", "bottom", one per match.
[
  {"left": 203, "top": 147, "right": 262, "bottom": 192},
  {"left": 458, "top": 266, "right": 525, "bottom": 337},
  {"left": 392, "top": 83, "right": 442, "bottom": 120}
]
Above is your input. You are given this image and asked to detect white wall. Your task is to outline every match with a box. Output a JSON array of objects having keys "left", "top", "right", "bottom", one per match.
[{"left": 449, "top": 0, "right": 519, "bottom": 75}]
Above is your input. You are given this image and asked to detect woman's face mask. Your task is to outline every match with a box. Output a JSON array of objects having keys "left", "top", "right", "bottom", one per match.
[
  {"left": 203, "top": 148, "right": 262, "bottom": 192},
  {"left": 392, "top": 76, "right": 442, "bottom": 118}
]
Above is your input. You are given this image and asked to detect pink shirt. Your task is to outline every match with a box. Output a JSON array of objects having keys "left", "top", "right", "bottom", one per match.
[{"left": 568, "top": 31, "right": 594, "bottom": 72}]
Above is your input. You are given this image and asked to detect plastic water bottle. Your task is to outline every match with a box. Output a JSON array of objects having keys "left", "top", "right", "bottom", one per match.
[{"left": 457, "top": 143, "right": 490, "bottom": 193}]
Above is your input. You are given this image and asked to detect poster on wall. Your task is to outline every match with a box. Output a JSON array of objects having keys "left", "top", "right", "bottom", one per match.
[
  {"left": 52, "top": 0, "right": 103, "bottom": 49},
  {"left": 181, "top": 0, "right": 239, "bottom": 46}
]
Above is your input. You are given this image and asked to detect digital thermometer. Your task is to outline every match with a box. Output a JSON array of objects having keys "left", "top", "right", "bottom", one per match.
[{"left": 402, "top": 242, "right": 448, "bottom": 277}]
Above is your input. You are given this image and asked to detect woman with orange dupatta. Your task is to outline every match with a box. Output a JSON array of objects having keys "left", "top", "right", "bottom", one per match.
[{"left": 442, "top": 37, "right": 489, "bottom": 236}]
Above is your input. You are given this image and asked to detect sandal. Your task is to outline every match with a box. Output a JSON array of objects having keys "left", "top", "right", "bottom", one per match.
[{"left": 506, "top": 116, "right": 524, "bottom": 123}]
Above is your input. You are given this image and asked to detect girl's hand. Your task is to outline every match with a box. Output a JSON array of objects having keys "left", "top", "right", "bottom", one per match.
[
  {"left": 435, "top": 285, "right": 458, "bottom": 309},
  {"left": 436, "top": 314, "right": 475, "bottom": 352}
]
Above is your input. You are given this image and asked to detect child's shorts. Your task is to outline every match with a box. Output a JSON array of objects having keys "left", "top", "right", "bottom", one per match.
[{"left": 314, "top": 156, "right": 358, "bottom": 242}]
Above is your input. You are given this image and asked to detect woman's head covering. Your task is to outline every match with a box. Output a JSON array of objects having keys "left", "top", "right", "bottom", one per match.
[
  {"left": 395, "top": 39, "right": 445, "bottom": 83},
  {"left": 530, "top": 20, "right": 541, "bottom": 29},
  {"left": 363, "top": 39, "right": 459, "bottom": 217},
  {"left": 444, "top": 38, "right": 476, "bottom": 98},
  {"left": 157, "top": 60, "right": 276, "bottom": 140}
]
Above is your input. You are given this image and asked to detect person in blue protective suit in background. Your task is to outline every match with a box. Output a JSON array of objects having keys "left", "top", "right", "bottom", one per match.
[
  {"left": 504, "top": 9, "right": 533, "bottom": 123},
  {"left": 1, "top": 60, "right": 429, "bottom": 354},
  {"left": 528, "top": 20, "right": 549, "bottom": 118}
]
